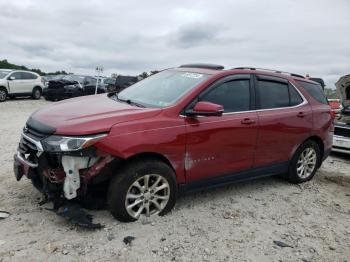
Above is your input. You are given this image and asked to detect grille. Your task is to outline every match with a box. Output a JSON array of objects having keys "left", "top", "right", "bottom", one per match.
[
  {"left": 334, "top": 126, "right": 350, "bottom": 138},
  {"left": 19, "top": 126, "right": 48, "bottom": 153}
]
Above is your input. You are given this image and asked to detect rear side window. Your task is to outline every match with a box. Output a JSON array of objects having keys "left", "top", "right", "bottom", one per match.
[
  {"left": 296, "top": 80, "right": 328, "bottom": 104},
  {"left": 257, "top": 80, "right": 290, "bottom": 109},
  {"left": 22, "top": 72, "right": 38, "bottom": 80},
  {"left": 289, "top": 84, "right": 303, "bottom": 106},
  {"left": 201, "top": 80, "right": 250, "bottom": 112}
]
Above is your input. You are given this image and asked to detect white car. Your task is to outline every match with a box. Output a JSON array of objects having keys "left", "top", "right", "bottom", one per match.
[{"left": 0, "top": 69, "right": 44, "bottom": 102}]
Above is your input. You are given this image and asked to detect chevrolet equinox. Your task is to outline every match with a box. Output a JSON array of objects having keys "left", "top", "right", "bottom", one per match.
[{"left": 14, "top": 64, "right": 333, "bottom": 222}]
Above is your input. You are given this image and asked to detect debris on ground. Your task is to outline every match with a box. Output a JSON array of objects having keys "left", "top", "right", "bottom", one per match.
[
  {"left": 273, "top": 240, "right": 294, "bottom": 248},
  {"left": 0, "top": 211, "right": 10, "bottom": 219},
  {"left": 123, "top": 236, "right": 135, "bottom": 245},
  {"left": 45, "top": 243, "right": 58, "bottom": 253},
  {"left": 56, "top": 202, "right": 104, "bottom": 229}
]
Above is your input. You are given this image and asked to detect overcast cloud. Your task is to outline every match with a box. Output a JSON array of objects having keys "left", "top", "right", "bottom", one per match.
[{"left": 0, "top": 0, "right": 349, "bottom": 87}]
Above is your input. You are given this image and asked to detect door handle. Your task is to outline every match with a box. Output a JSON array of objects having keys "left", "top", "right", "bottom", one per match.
[
  {"left": 241, "top": 118, "right": 256, "bottom": 125},
  {"left": 297, "top": 112, "right": 306, "bottom": 118}
]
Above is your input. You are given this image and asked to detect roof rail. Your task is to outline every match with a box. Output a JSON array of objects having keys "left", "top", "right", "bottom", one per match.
[
  {"left": 180, "top": 63, "right": 224, "bottom": 70},
  {"left": 232, "top": 67, "right": 305, "bottom": 79}
]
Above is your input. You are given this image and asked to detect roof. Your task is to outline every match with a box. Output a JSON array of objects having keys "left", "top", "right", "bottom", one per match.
[{"left": 174, "top": 64, "right": 314, "bottom": 82}]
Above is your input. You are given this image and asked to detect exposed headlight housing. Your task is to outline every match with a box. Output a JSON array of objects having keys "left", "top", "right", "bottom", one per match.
[{"left": 42, "top": 134, "right": 107, "bottom": 152}]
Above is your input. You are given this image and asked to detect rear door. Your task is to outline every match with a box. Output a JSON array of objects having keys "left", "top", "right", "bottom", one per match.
[
  {"left": 254, "top": 75, "right": 313, "bottom": 167},
  {"left": 21, "top": 72, "right": 38, "bottom": 93},
  {"left": 185, "top": 74, "right": 259, "bottom": 182}
]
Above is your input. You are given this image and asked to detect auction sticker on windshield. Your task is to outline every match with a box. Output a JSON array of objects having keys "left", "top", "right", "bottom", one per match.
[{"left": 181, "top": 73, "right": 204, "bottom": 79}]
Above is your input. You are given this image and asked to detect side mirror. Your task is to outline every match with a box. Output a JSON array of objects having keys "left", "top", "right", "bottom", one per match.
[
  {"left": 8, "top": 76, "right": 15, "bottom": 80},
  {"left": 186, "top": 101, "right": 224, "bottom": 117}
]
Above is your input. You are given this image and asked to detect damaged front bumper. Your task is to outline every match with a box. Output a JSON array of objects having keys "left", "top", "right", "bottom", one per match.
[{"left": 14, "top": 128, "right": 117, "bottom": 201}]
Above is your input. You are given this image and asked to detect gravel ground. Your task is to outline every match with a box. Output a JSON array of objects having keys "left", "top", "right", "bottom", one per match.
[{"left": 0, "top": 99, "right": 350, "bottom": 262}]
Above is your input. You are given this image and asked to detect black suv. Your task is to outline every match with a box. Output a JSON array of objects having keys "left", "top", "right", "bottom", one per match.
[{"left": 43, "top": 75, "right": 105, "bottom": 101}]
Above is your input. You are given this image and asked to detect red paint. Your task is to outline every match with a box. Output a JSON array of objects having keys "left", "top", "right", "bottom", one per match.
[
  {"left": 192, "top": 101, "right": 224, "bottom": 113},
  {"left": 31, "top": 68, "right": 333, "bottom": 184}
]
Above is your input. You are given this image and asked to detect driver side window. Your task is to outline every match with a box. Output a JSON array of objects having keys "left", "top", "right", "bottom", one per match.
[
  {"left": 9, "top": 72, "right": 23, "bottom": 80},
  {"left": 200, "top": 80, "right": 250, "bottom": 113}
]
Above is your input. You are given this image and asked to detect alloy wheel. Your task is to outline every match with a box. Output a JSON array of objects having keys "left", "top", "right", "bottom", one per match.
[
  {"left": 296, "top": 147, "right": 317, "bottom": 179},
  {"left": 125, "top": 174, "right": 170, "bottom": 219},
  {"left": 0, "top": 90, "right": 6, "bottom": 101},
  {"left": 34, "top": 89, "right": 41, "bottom": 99}
]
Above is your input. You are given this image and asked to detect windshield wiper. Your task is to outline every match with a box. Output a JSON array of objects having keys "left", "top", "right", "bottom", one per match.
[{"left": 115, "top": 94, "right": 146, "bottom": 108}]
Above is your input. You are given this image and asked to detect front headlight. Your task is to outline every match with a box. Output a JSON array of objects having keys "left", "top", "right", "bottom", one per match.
[{"left": 42, "top": 134, "right": 107, "bottom": 152}]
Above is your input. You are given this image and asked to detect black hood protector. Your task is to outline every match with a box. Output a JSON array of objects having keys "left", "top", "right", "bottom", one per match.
[{"left": 26, "top": 116, "right": 56, "bottom": 135}]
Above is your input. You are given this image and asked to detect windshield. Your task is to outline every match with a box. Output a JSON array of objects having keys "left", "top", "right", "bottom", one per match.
[
  {"left": 117, "top": 70, "right": 209, "bottom": 108},
  {"left": 63, "top": 75, "right": 85, "bottom": 83},
  {"left": 0, "top": 71, "right": 11, "bottom": 78}
]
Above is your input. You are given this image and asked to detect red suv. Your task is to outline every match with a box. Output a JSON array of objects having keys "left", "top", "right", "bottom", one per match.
[{"left": 14, "top": 64, "right": 333, "bottom": 222}]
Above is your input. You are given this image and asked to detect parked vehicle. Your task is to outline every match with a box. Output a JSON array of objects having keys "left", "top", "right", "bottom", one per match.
[
  {"left": 104, "top": 75, "right": 138, "bottom": 93},
  {"left": 14, "top": 64, "right": 333, "bottom": 222},
  {"left": 0, "top": 69, "right": 44, "bottom": 102},
  {"left": 333, "top": 74, "right": 350, "bottom": 154},
  {"left": 43, "top": 75, "right": 106, "bottom": 101},
  {"left": 309, "top": 78, "right": 325, "bottom": 90},
  {"left": 42, "top": 74, "right": 65, "bottom": 86},
  {"left": 328, "top": 99, "right": 342, "bottom": 119}
]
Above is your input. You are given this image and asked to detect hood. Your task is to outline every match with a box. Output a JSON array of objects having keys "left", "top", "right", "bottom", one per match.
[
  {"left": 336, "top": 74, "right": 350, "bottom": 108},
  {"left": 48, "top": 79, "right": 79, "bottom": 89},
  {"left": 29, "top": 94, "right": 162, "bottom": 135}
]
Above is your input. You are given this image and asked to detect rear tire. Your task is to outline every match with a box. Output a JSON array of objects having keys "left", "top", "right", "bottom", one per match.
[
  {"left": 0, "top": 88, "right": 7, "bottom": 102},
  {"left": 286, "top": 140, "right": 321, "bottom": 184},
  {"left": 32, "top": 87, "right": 42, "bottom": 100},
  {"left": 107, "top": 159, "right": 177, "bottom": 222}
]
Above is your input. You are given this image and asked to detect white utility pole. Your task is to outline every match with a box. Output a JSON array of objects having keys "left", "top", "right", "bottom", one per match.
[{"left": 95, "top": 66, "right": 103, "bottom": 94}]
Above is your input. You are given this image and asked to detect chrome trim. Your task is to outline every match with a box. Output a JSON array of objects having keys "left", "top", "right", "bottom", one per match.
[
  {"left": 334, "top": 124, "right": 350, "bottom": 130},
  {"left": 333, "top": 135, "right": 350, "bottom": 149},
  {"left": 16, "top": 151, "right": 38, "bottom": 168},
  {"left": 22, "top": 132, "right": 44, "bottom": 151},
  {"left": 180, "top": 81, "right": 308, "bottom": 117},
  {"left": 332, "top": 148, "right": 350, "bottom": 154}
]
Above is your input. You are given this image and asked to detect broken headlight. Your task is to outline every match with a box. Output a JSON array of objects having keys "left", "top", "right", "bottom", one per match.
[{"left": 41, "top": 134, "right": 107, "bottom": 152}]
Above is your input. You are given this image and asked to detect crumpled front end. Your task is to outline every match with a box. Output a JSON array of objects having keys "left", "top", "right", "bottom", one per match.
[{"left": 13, "top": 124, "right": 117, "bottom": 203}]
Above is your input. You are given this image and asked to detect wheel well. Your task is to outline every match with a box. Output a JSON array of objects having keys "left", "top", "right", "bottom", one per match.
[
  {"left": 0, "top": 86, "right": 8, "bottom": 93},
  {"left": 306, "top": 136, "right": 324, "bottom": 161},
  {"left": 33, "top": 86, "right": 42, "bottom": 92},
  {"left": 125, "top": 152, "right": 174, "bottom": 171}
]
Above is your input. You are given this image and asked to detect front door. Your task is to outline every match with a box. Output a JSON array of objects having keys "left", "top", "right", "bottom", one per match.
[
  {"left": 185, "top": 75, "right": 258, "bottom": 182},
  {"left": 8, "top": 72, "right": 26, "bottom": 93}
]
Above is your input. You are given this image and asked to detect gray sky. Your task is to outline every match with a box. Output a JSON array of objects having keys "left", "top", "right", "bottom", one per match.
[{"left": 0, "top": 0, "right": 349, "bottom": 88}]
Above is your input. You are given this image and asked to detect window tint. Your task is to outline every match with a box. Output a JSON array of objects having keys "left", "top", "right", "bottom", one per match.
[
  {"left": 22, "top": 72, "right": 37, "bottom": 79},
  {"left": 289, "top": 85, "right": 303, "bottom": 106},
  {"left": 257, "top": 80, "right": 289, "bottom": 109},
  {"left": 9, "top": 72, "right": 23, "bottom": 80},
  {"left": 201, "top": 80, "right": 250, "bottom": 112},
  {"left": 296, "top": 80, "right": 328, "bottom": 104}
]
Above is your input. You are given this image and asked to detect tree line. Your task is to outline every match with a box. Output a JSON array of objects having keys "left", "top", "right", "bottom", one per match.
[{"left": 0, "top": 59, "right": 69, "bottom": 76}]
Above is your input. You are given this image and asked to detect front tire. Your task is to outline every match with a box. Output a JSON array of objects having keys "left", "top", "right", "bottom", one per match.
[
  {"left": 32, "top": 87, "right": 42, "bottom": 100},
  {"left": 0, "top": 88, "right": 7, "bottom": 102},
  {"left": 107, "top": 159, "right": 177, "bottom": 222},
  {"left": 286, "top": 140, "right": 321, "bottom": 184}
]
